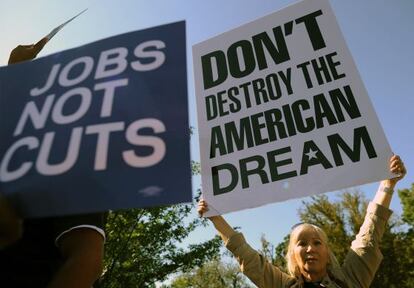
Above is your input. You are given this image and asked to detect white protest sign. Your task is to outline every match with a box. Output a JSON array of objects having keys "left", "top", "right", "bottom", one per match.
[{"left": 193, "top": 0, "right": 394, "bottom": 216}]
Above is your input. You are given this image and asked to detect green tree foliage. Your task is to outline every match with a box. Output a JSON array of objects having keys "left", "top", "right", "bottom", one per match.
[
  {"left": 273, "top": 235, "right": 289, "bottom": 271},
  {"left": 398, "top": 183, "right": 414, "bottom": 226},
  {"left": 397, "top": 184, "right": 414, "bottom": 286},
  {"left": 97, "top": 163, "right": 222, "bottom": 288},
  {"left": 271, "top": 189, "right": 414, "bottom": 287},
  {"left": 168, "top": 258, "right": 254, "bottom": 288}
]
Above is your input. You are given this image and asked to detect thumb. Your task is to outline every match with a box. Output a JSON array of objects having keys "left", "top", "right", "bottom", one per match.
[{"left": 33, "top": 37, "right": 48, "bottom": 54}]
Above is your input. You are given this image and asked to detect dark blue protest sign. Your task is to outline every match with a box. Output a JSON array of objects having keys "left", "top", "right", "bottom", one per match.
[{"left": 0, "top": 21, "right": 191, "bottom": 218}]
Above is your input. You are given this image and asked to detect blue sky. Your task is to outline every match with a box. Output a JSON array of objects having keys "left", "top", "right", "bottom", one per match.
[{"left": 1, "top": 0, "right": 413, "bottom": 255}]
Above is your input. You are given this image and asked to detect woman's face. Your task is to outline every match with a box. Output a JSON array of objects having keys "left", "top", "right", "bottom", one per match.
[{"left": 293, "top": 227, "right": 329, "bottom": 279}]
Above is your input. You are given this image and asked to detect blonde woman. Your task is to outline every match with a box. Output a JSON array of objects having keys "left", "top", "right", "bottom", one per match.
[{"left": 198, "top": 155, "right": 406, "bottom": 288}]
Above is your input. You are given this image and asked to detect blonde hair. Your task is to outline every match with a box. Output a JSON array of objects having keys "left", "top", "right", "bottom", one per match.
[{"left": 285, "top": 223, "right": 340, "bottom": 277}]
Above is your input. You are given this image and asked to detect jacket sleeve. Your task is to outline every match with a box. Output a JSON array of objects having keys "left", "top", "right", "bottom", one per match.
[
  {"left": 226, "top": 232, "right": 295, "bottom": 288},
  {"left": 342, "top": 202, "right": 392, "bottom": 288}
]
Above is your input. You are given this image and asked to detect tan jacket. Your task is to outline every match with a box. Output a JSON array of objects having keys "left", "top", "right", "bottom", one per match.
[{"left": 225, "top": 202, "right": 392, "bottom": 288}]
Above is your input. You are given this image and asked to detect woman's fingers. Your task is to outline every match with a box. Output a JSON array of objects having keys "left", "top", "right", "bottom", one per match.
[
  {"left": 390, "top": 156, "right": 401, "bottom": 169},
  {"left": 389, "top": 155, "right": 406, "bottom": 181},
  {"left": 197, "top": 199, "right": 209, "bottom": 216}
]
